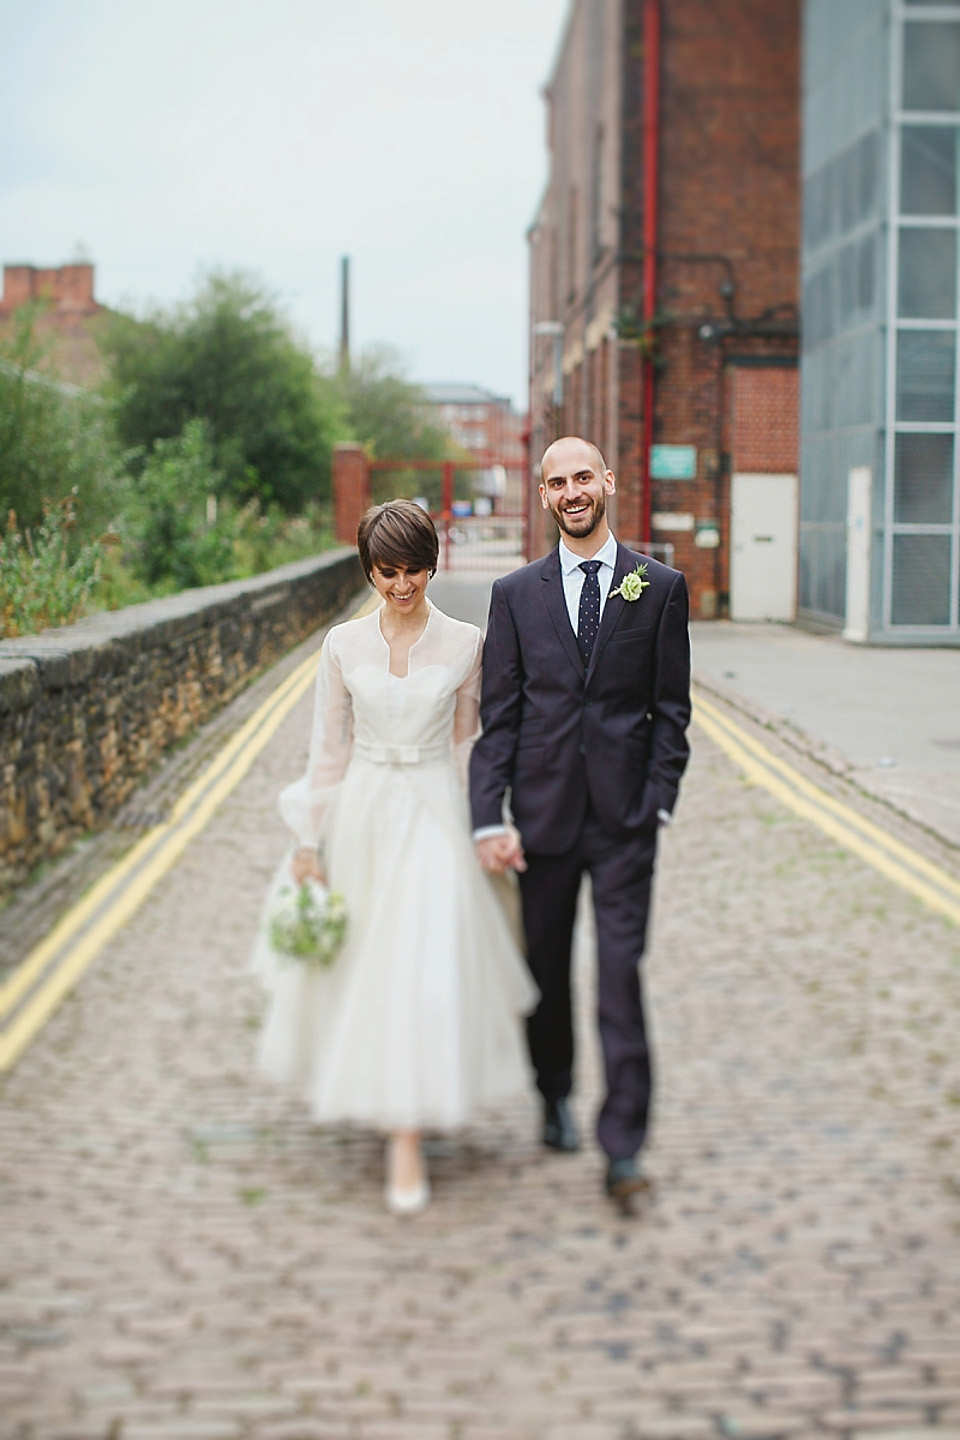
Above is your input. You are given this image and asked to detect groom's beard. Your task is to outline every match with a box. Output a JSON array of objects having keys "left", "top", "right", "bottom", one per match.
[{"left": 554, "top": 490, "right": 606, "bottom": 539}]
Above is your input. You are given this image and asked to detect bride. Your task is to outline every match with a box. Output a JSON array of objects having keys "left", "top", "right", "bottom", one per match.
[{"left": 253, "top": 499, "right": 536, "bottom": 1215}]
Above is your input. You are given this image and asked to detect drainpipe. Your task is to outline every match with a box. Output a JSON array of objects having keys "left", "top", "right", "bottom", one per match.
[{"left": 640, "top": 0, "right": 661, "bottom": 548}]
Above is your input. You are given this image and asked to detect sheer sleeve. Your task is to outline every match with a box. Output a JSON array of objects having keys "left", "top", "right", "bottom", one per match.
[
  {"left": 451, "top": 628, "right": 483, "bottom": 789},
  {"left": 278, "top": 633, "right": 354, "bottom": 846}
]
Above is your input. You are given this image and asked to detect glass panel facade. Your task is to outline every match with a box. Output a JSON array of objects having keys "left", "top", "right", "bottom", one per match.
[
  {"left": 895, "top": 330, "right": 956, "bottom": 419},
  {"left": 894, "top": 432, "right": 955, "bottom": 519},
  {"left": 799, "top": 1, "right": 887, "bottom": 625},
  {"left": 801, "top": 2, "right": 960, "bottom": 639},
  {"left": 902, "top": 21, "right": 960, "bottom": 111},
  {"left": 891, "top": 533, "right": 952, "bottom": 622},
  {"left": 900, "top": 125, "right": 957, "bottom": 214},
  {"left": 897, "top": 228, "right": 957, "bottom": 316},
  {"left": 891, "top": 10, "right": 960, "bottom": 631}
]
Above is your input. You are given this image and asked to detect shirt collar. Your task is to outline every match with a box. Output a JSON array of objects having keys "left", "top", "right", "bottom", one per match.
[{"left": 559, "top": 531, "right": 619, "bottom": 575}]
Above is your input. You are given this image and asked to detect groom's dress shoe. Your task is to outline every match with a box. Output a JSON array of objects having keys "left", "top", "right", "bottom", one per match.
[
  {"left": 605, "top": 1156, "right": 650, "bottom": 1208},
  {"left": 543, "top": 1098, "right": 580, "bottom": 1153}
]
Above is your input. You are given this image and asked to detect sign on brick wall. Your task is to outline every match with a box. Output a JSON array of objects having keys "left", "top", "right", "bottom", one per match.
[{"left": 651, "top": 444, "right": 697, "bottom": 480}]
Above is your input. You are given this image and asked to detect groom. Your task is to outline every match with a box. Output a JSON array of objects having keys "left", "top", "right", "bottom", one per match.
[{"left": 470, "top": 435, "right": 691, "bottom": 1205}]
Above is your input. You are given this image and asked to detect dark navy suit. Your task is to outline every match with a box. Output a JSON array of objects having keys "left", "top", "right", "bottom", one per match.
[{"left": 469, "top": 541, "right": 691, "bottom": 1159}]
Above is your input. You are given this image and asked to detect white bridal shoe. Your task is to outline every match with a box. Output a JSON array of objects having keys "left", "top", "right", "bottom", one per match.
[
  {"left": 385, "top": 1137, "right": 431, "bottom": 1217},
  {"left": 385, "top": 1178, "right": 431, "bottom": 1217}
]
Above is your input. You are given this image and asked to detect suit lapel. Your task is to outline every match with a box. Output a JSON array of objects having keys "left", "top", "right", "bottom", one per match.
[
  {"left": 585, "top": 542, "right": 636, "bottom": 684},
  {"left": 539, "top": 548, "right": 584, "bottom": 677}
]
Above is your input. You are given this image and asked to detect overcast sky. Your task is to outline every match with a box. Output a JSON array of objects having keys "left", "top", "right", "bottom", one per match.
[{"left": 3, "top": 0, "right": 570, "bottom": 408}]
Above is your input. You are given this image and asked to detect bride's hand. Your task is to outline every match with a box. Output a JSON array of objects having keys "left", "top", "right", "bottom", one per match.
[
  {"left": 476, "top": 829, "right": 527, "bottom": 875},
  {"left": 292, "top": 847, "right": 326, "bottom": 886}
]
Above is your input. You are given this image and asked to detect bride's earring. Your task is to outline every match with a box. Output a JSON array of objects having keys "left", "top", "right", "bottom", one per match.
[{"left": 384, "top": 1132, "right": 430, "bottom": 1217}]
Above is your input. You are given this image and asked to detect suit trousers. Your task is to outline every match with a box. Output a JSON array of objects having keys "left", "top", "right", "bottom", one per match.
[{"left": 518, "top": 807, "right": 656, "bottom": 1160}]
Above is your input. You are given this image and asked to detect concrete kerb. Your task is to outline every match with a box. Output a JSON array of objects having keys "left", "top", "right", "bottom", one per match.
[{"left": 689, "top": 622, "right": 960, "bottom": 855}]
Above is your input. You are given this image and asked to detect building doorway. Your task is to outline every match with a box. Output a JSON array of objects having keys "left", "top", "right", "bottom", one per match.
[{"left": 730, "top": 473, "right": 798, "bottom": 621}]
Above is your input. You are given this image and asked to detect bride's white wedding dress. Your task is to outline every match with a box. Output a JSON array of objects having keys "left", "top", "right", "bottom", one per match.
[{"left": 253, "top": 598, "right": 537, "bottom": 1131}]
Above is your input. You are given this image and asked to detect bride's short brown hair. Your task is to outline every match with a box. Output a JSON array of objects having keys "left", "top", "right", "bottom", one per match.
[{"left": 357, "top": 498, "right": 440, "bottom": 582}]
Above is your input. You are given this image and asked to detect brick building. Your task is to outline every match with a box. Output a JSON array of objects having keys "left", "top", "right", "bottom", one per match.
[
  {"left": 528, "top": 0, "right": 801, "bottom": 619},
  {"left": 0, "top": 262, "right": 105, "bottom": 387},
  {"left": 421, "top": 382, "right": 528, "bottom": 511}
]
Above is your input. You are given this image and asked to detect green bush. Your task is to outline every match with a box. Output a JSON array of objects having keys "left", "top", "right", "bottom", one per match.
[
  {"left": 120, "top": 419, "right": 236, "bottom": 590},
  {"left": 0, "top": 493, "right": 103, "bottom": 638},
  {"left": 232, "top": 499, "right": 335, "bottom": 577}
]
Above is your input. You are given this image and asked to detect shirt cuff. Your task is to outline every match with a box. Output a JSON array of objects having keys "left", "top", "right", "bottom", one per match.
[
  {"left": 657, "top": 808, "right": 672, "bottom": 828},
  {"left": 473, "top": 825, "right": 509, "bottom": 843}
]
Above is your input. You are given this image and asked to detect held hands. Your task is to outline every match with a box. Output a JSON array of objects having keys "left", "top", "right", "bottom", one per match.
[
  {"left": 292, "top": 846, "right": 327, "bottom": 886},
  {"left": 475, "top": 828, "right": 527, "bottom": 876}
]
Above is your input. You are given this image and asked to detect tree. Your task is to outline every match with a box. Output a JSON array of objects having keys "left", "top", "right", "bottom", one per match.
[
  {"left": 0, "top": 306, "right": 124, "bottom": 536},
  {"left": 101, "top": 272, "right": 341, "bottom": 512},
  {"left": 333, "top": 348, "right": 466, "bottom": 508}
]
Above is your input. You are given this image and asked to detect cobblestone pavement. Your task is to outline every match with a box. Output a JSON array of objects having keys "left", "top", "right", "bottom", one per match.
[{"left": 1, "top": 613, "right": 960, "bottom": 1440}]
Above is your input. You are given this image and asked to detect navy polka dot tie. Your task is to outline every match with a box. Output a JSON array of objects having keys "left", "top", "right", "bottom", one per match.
[{"left": 577, "top": 560, "right": 602, "bottom": 665}]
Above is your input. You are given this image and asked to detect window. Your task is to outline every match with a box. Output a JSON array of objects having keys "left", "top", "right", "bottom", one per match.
[
  {"left": 896, "top": 331, "right": 956, "bottom": 421},
  {"left": 591, "top": 125, "right": 605, "bottom": 261},
  {"left": 897, "top": 228, "right": 957, "bottom": 317},
  {"left": 903, "top": 21, "right": 960, "bottom": 111},
  {"left": 891, "top": 533, "right": 952, "bottom": 624},
  {"left": 900, "top": 125, "right": 957, "bottom": 214},
  {"left": 894, "top": 433, "right": 955, "bottom": 520}
]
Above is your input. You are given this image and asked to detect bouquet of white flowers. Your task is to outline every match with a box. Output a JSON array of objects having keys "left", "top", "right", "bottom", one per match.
[{"left": 268, "top": 877, "right": 348, "bottom": 968}]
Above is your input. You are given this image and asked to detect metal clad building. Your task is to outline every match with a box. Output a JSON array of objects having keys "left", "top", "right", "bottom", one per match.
[{"left": 802, "top": 0, "right": 960, "bottom": 643}]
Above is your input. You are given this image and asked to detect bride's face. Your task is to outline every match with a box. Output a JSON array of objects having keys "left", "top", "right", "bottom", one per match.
[{"left": 372, "top": 561, "right": 429, "bottom": 618}]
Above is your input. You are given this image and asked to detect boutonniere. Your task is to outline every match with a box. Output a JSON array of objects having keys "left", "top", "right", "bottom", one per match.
[{"left": 609, "top": 563, "right": 650, "bottom": 602}]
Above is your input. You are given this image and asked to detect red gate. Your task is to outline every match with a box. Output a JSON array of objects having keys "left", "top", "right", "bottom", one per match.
[{"left": 334, "top": 447, "right": 529, "bottom": 573}]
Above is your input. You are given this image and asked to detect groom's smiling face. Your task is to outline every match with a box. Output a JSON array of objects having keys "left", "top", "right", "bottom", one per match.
[{"left": 540, "top": 437, "right": 616, "bottom": 541}]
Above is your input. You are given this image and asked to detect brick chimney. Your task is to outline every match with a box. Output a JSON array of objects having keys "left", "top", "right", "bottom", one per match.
[{"left": 0, "top": 263, "right": 99, "bottom": 316}]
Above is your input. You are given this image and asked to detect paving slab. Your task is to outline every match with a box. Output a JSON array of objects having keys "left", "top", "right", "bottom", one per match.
[{"left": 690, "top": 620, "right": 960, "bottom": 847}]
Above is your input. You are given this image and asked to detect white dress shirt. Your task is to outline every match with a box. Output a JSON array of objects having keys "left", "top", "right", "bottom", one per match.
[{"left": 558, "top": 531, "right": 620, "bottom": 634}]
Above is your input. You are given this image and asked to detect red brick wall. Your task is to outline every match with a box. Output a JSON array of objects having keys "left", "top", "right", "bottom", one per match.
[
  {"left": 0, "top": 263, "right": 98, "bottom": 315},
  {"left": 618, "top": 0, "right": 800, "bottom": 616},
  {"left": 526, "top": 0, "right": 800, "bottom": 616},
  {"left": 0, "top": 262, "right": 104, "bottom": 388},
  {"left": 731, "top": 365, "right": 799, "bottom": 475}
]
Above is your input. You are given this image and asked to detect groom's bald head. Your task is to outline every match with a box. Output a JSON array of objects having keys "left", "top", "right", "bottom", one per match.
[{"left": 540, "top": 436, "right": 608, "bottom": 481}]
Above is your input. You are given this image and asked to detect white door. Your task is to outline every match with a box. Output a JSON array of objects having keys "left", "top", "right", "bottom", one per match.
[
  {"left": 843, "top": 466, "right": 871, "bottom": 643},
  {"left": 730, "top": 473, "right": 798, "bottom": 621}
]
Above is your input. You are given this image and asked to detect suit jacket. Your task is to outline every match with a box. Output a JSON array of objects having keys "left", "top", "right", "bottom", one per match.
[{"left": 469, "top": 541, "right": 691, "bottom": 856}]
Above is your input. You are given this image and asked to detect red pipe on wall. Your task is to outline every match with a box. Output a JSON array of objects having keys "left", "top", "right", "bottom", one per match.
[{"left": 640, "top": 0, "right": 661, "bottom": 548}]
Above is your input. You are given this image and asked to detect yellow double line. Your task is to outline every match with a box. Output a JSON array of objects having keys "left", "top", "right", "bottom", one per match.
[
  {"left": 0, "top": 640, "right": 327, "bottom": 1073},
  {"left": 693, "top": 689, "right": 960, "bottom": 928},
  {"left": 3, "top": 621, "right": 952, "bottom": 1074}
]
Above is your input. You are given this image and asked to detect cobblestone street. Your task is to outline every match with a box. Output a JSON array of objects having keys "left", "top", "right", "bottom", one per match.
[{"left": 1, "top": 604, "right": 959, "bottom": 1440}]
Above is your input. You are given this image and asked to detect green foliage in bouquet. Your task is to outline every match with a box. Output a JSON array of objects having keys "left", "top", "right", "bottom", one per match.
[{"left": 269, "top": 880, "right": 348, "bottom": 968}]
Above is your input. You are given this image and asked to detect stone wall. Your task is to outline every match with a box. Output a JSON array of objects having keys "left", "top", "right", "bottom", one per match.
[{"left": 0, "top": 549, "right": 364, "bottom": 895}]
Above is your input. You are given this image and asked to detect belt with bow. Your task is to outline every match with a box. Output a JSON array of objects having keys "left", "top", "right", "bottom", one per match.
[{"left": 353, "top": 740, "right": 449, "bottom": 765}]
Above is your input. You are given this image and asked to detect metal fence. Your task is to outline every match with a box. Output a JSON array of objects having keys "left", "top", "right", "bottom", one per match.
[{"left": 431, "top": 512, "right": 527, "bottom": 573}]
